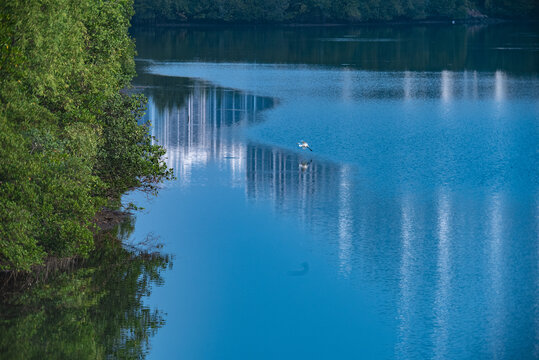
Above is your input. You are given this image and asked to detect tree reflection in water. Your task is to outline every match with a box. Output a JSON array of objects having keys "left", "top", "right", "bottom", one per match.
[{"left": 0, "top": 215, "right": 171, "bottom": 360}]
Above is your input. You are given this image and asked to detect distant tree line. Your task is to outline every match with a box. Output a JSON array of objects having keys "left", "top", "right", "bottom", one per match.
[
  {"left": 0, "top": 0, "right": 173, "bottom": 271},
  {"left": 132, "top": 0, "right": 539, "bottom": 24}
]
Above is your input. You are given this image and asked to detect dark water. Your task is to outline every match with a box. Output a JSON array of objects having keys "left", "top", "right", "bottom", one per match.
[{"left": 138, "top": 24, "right": 536, "bottom": 359}]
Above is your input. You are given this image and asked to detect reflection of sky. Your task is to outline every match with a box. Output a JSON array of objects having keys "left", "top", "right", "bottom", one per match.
[
  {"left": 148, "top": 63, "right": 538, "bottom": 194},
  {"left": 138, "top": 66, "right": 539, "bottom": 359}
]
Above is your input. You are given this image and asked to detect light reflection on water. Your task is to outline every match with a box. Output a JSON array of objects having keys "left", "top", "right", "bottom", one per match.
[
  {"left": 488, "top": 193, "right": 505, "bottom": 359},
  {"left": 337, "top": 165, "right": 353, "bottom": 278},
  {"left": 433, "top": 190, "right": 451, "bottom": 360},
  {"left": 147, "top": 80, "right": 275, "bottom": 187},
  {"left": 397, "top": 193, "right": 415, "bottom": 359},
  {"left": 136, "top": 60, "right": 538, "bottom": 358}
]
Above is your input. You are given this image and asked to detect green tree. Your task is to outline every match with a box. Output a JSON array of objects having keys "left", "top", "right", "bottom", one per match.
[{"left": 0, "top": 0, "right": 173, "bottom": 271}]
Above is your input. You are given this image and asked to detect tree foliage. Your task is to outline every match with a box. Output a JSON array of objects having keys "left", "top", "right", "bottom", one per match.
[
  {"left": 132, "top": 0, "right": 539, "bottom": 23},
  {"left": 0, "top": 0, "right": 173, "bottom": 271}
]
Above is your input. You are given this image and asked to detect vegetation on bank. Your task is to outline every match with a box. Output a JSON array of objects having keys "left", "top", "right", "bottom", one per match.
[
  {"left": 0, "top": 0, "right": 173, "bottom": 272},
  {"left": 132, "top": 0, "right": 539, "bottom": 24}
]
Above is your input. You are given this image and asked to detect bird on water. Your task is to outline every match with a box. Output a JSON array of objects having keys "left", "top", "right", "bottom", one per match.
[{"left": 297, "top": 140, "right": 312, "bottom": 151}]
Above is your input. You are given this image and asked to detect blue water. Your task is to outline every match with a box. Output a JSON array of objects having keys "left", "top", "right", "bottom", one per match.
[{"left": 129, "top": 25, "right": 539, "bottom": 359}]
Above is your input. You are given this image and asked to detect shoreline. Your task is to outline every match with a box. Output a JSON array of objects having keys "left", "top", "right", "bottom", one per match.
[
  {"left": 132, "top": 17, "right": 538, "bottom": 28},
  {"left": 0, "top": 207, "right": 133, "bottom": 298}
]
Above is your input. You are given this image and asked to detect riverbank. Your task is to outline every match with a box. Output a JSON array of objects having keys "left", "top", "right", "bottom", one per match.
[
  {"left": 0, "top": 1, "right": 172, "bottom": 274},
  {"left": 0, "top": 205, "right": 139, "bottom": 300},
  {"left": 0, "top": 207, "right": 171, "bottom": 358},
  {"left": 134, "top": 15, "right": 523, "bottom": 27}
]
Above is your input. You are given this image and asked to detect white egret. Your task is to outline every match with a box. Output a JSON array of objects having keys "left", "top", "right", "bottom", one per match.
[{"left": 297, "top": 140, "right": 312, "bottom": 151}]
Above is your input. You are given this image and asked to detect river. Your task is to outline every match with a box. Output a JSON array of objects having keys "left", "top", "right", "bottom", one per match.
[
  {"left": 128, "top": 24, "right": 539, "bottom": 359},
  {"left": 130, "top": 24, "right": 538, "bottom": 359}
]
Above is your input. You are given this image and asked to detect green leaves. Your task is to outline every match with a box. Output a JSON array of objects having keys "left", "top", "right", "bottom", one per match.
[
  {"left": 0, "top": 0, "right": 173, "bottom": 271},
  {"left": 95, "top": 93, "right": 173, "bottom": 197}
]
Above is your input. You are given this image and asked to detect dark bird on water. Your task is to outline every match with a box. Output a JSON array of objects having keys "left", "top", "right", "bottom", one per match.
[{"left": 287, "top": 262, "right": 310, "bottom": 276}]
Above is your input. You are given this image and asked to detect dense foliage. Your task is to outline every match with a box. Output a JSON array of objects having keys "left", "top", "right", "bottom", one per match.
[
  {"left": 132, "top": 0, "right": 539, "bottom": 24},
  {"left": 0, "top": 0, "right": 172, "bottom": 271}
]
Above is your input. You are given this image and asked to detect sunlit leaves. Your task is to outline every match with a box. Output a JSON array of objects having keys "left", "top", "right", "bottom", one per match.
[{"left": 0, "top": 0, "right": 173, "bottom": 271}]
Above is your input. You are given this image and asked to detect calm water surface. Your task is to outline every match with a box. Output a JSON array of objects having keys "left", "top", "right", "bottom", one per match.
[{"left": 128, "top": 24, "right": 539, "bottom": 359}]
